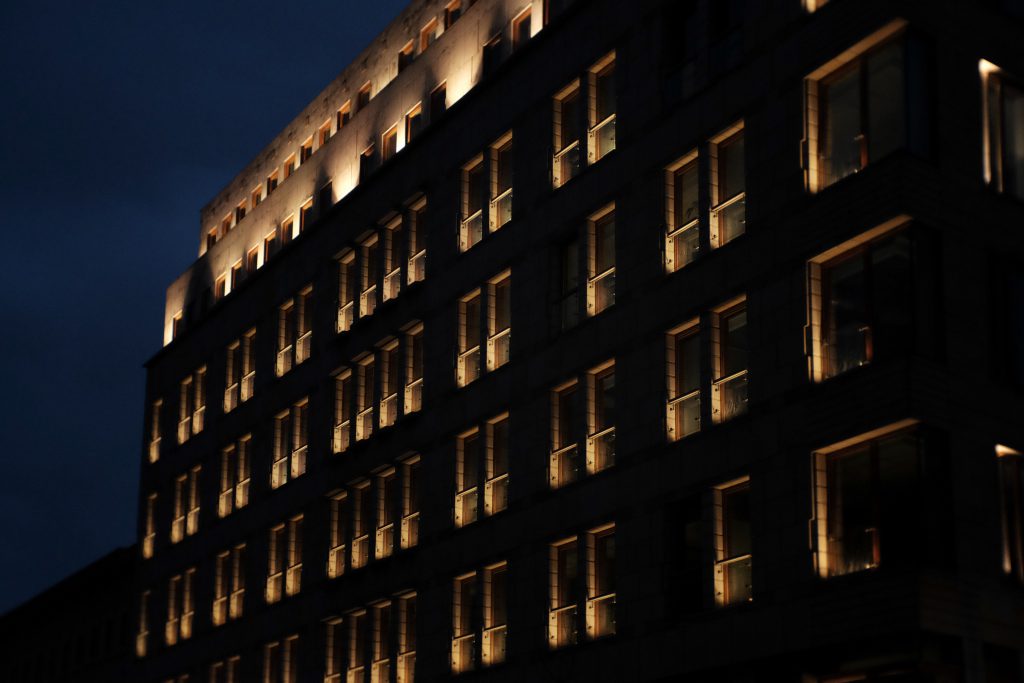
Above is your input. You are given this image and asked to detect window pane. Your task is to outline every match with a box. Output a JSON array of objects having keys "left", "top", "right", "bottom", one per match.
[
  {"left": 674, "top": 332, "right": 701, "bottom": 397},
  {"left": 557, "top": 387, "right": 579, "bottom": 449},
  {"left": 724, "top": 487, "right": 751, "bottom": 558},
  {"left": 556, "top": 542, "right": 578, "bottom": 607},
  {"left": 594, "top": 533, "right": 615, "bottom": 596},
  {"left": 673, "top": 162, "right": 699, "bottom": 229},
  {"left": 494, "top": 279, "right": 511, "bottom": 332},
  {"left": 595, "top": 371, "right": 615, "bottom": 432},
  {"left": 721, "top": 309, "right": 747, "bottom": 377},
  {"left": 462, "top": 433, "right": 481, "bottom": 489},
  {"left": 867, "top": 41, "right": 906, "bottom": 164},
  {"left": 824, "top": 252, "right": 869, "bottom": 375},
  {"left": 821, "top": 64, "right": 862, "bottom": 184},
  {"left": 595, "top": 63, "right": 615, "bottom": 121},
  {"left": 719, "top": 133, "right": 745, "bottom": 200},
  {"left": 560, "top": 90, "right": 580, "bottom": 147},
  {"left": 829, "top": 445, "right": 876, "bottom": 574},
  {"left": 594, "top": 214, "right": 615, "bottom": 274},
  {"left": 496, "top": 143, "right": 513, "bottom": 194},
  {"left": 491, "top": 418, "right": 509, "bottom": 478},
  {"left": 465, "top": 296, "right": 481, "bottom": 348},
  {"left": 869, "top": 232, "right": 913, "bottom": 360}
]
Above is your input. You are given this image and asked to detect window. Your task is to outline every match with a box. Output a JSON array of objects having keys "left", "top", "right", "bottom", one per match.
[
  {"left": 185, "top": 465, "right": 201, "bottom": 536},
  {"left": 229, "top": 545, "right": 245, "bottom": 619},
  {"left": 588, "top": 53, "right": 616, "bottom": 163},
  {"left": 263, "top": 636, "right": 298, "bottom": 683},
  {"left": 455, "top": 429, "right": 481, "bottom": 528},
  {"left": 382, "top": 125, "right": 398, "bottom": 162},
  {"left": 165, "top": 568, "right": 195, "bottom": 645},
  {"left": 805, "top": 25, "right": 907, "bottom": 192},
  {"left": 212, "top": 547, "right": 242, "bottom": 626},
  {"left": 271, "top": 400, "right": 308, "bottom": 489},
  {"left": 460, "top": 155, "right": 485, "bottom": 251},
  {"left": 372, "top": 602, "right": 393, "bottom": 682},
  {"left": 585, "top": 525, "right": 616, "bottom": 638},
  {"left": 457, "top": 290, "right": 482, "bottom": 386},
  {"left": 383, "top": 218, "right": 403, "bottom": 303},
  {"left": 555, "top": 237, "right": 580, "bottom": 331},
  {"left": 360, "top": 236, "right": 379, "bottom": 319},
  {"left": 225, "top": 340, "right": 242, "bottom": 413},
  {"left": 812, "top": 423, "right": 923, "bottom": 577},
  {"left": 266, "top": 516, "right": 302, "bottom": 602},
  {"left": 375, "top": 469, "right": 398, "bottom": 560},
  {"left": 397, "top": 594, "right": 416, "bottom": 683},
  {"left": 325, "top": 618, "right": 344, "bottom": 682},
  {"left": 348, "top": 611, "right": 369, "bottom": 682},
  {"left": 666, "top": 321, "right": 701, "bottom": 441},
  {"left": 550, "top": 525, "right": 615, "bottom": 649},
  {"left": 148, "top": 398, "right": 162, "bottom": 463},
  {"left": 490, "top": 133, "right": 513, "bottom": 230},
  {"left": 136, "top": 590, "right": 149, "bottom": 657},
  {"left": 997, "top": 445, "right": 1024, "bottom": 583},
  {"left": 482, "top": 564, "right": 507, "bottom": 666},
  {"left": 512, "top": 7, "right": 531, "bottom": 50},
  {"left": 333, "top": 369, "right": 353, "bottom": 453},
  {"left": 552, "top": 80, "right": 582, "bottom": 188},
  {"left": 327, "top": 491, "right": 348, "bottom": 579},
  {"left": 277, "top": 301, "right": 296, "bottom": 377},
  {"left": 401, "top": 456, "right": 421, "bottom": 549},
  {"left": 485, "top": 415, "right": 510, "bottom": 516},
  {"left": 984, "top": 62, "right": 1024, "bottom": 200},
  {"left": 586, "top": 206, "right": 615, "bottom": 316},
  {"left": 482, "top": 34, "right": 503, "bottom": 76},
  {"left": 420, "top": 18, "right": 438, "bottom": 52},
  {"left": 405, "top": 103, "right": 423, "bottom": 144},
  {"left": 300, "top": 137, "right": 313, "bottom": 164},
  {"left": 207, "top": 227, "right": 218, "bottom": 251},
  {"left": 361, "top": 145, "right": 377, "bottom": 182},
  {"left": 404, "top": 323, "right": 424, "bottom": 414},
  {"left": 235, "top": 201, "right": 246, "bottom": 223},
  {"left": 319, "top": 119, "right": 333, "bottom": 148},
  {"left": 337, "top": 251, "right": 357, "bottom": 333},
  {"left": 276, "top": 287, "right": 312, "bottom": 375},
  {"left": 241, "top": 329, "right": 256, "bottom": 400},
  {"left": 807, "top": 224, "right": 913, "bottom": 381},
  {"left": 218, "top": 436, "right": 251, "bottom": 517},
  {"left": 222, "top": 214, "right": 233, "bottom": 236},
  {"left": 265, "top": 228, "right": 279, "bottom": 262},
  {"left": 714, "top": 480, "right": 752, "bottom": 606},
  {"left": 352, "top": 482, "right": 373, "bottom": 569},
  {"left": 172, "top": 311, "right": 184, "bottom": 340},
  {"left": 142, "top": 493, "right": 156, "bottom": 558},
  {"left": 486, "top": 271, "right": 511, "bottom": 371},
  {"left": 171, "top": 474, "right": 186, "bottom": 543},
  {"left": 408, "top": 199, "right": 428, "bottom": 285},
  {"left": 398, "top": 41, "right": 415, "bottom": 73},
  {"left": 430, "top": 82, "right": 447, "bottom": 121},
  {"left": 550, "top": 362, "right": 615, "bottom": 488},
  {"left": 267, "top": 170, "right": 279, "bottom": 196},
  {"left": 356, "top": 356, "right": 376, "bottom": 442},
  {"left": 299, "top": 198, "right": 314, "bottom": 234},
  {"left": 357, "top": 82, "right": 372, "bottom": 111},
  {"left": 209, "top": 656, "right": 240, "bottom": 683},
  {"left": 177, "top": 367, "right": 206, "bottom": 443},
  {"left": 445, "top": 0, "right": 462, "bottom": 29},
  {"left": 710, "top": 127, "right": 746, "bottom": 247},
  {"left": 337, "top": 101, "right": 352, "bottom": 131},
  {"left": 451, "top": 572, "right": 477, "bottom": 673},
  {"left": 284, "top": 154, "right": 296, "bottom": 179},
  {"left": 380, "top": 341, "right": 401, "bottom": 428},
  {"left": 214, "top": 275, "right": 227, "bottom": 302},
  {"left": 247, "top": 246, "right": 259, "bottom": 273},
  {"left": 230, "top": 260, "right": 244, "bottom": 292},
  {"left": 548, "top": 538, "right": 579, "bottom": 648},
  {"left": 320, "top": 181, "right": 333, "bottom": 211},
  {"left": 712, "top": 300, "right": 748, "bottom": 423}
]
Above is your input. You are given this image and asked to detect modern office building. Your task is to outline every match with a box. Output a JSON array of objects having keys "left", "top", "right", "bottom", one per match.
[
  {"left": 133, "top": 0, "right": 1024, "bottom": 681},
  {"left": 0, "top": 546, "right": 135, "bottom": 683}
]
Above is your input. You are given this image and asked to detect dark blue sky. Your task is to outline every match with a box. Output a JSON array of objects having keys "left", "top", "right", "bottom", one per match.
[{"left": 0, "top": 0, "right": 408, "bottom": 614}]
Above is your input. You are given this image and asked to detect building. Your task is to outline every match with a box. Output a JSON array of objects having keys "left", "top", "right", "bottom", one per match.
[
  {"left": 133, "top": 0, "right": 1024, "bottom": 681},
  {"left": 0, "top": 546, "right": 135, "bottom": 682}
]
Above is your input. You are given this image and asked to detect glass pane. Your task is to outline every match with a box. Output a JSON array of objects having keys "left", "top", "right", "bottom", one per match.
[
  {"left": 557, "top": 387, "right": 579, "bottom": 449},
  {"left": 494, "top": 280, "right": 511, "bottom": 332},
  {"left": 673, "top": 162, "right": 699, "bottom": 230},
  {"left": 462, "top": 434, "right": 480, "bottom": 489},
  {"left": 595, "top": 63, "right": 615, "bottom": 121},
  {"left": 594, "top": 533, "right": 615, "bottom": 596},
  {"left": 464, "top": 296, "right": 481, "bottom": 349},
  {"left": 1003, "top": 82, "right": 1024, "bottom": 198},
  {"left": 674, "top": 333, "right": 700, "bottom": 397},
  {"left": 556, "top": 542, "right": 578, "bottom": 607},
  {"left": 724, "top": 486, "right": 751, "bottom": 558},
  {"left": 596, "top": 371, "right": 615, "bottom": 431},
  {"left": 466, "top": 163, "right": 485, "bottom": 215},
  {"left": 490, "top": 567, "right": 508, "bottom": 626},
  {"left": 496, "top": 143, "right": 513, "bottom": 194},
  {"left": 821, "top": 64, "right": 862, "bottom": 185},
  {"left": 721, "top": 309, "right": 747, "bottom": 378},
  {"left": 824, "top": 252, "right": 869, "bottom": 376},
  {"left": 829, "top": 445, "right": 876, "bottom": 574},
  {"left": 559, "top": 90, "right": 580, "bottom": 149},
  {"left": 867, "top": 41, "right": 906, "bottom": 164},
  {"left": 491, "top": 419, "right": 509, "bottom": 477},
  {"left": 594, "top": 214, "right": 615, "bottom": 274},
  {"left": 870, "top": 232, "right": 913, "bottom": 361},
  {"left": 719, "top": 133, "right": 745, "bottom": 199}
]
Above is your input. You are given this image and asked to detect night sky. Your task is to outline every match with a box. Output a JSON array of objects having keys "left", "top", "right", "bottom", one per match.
[{"left": 0, "top": 0, "right": 408, "bottom": 614}]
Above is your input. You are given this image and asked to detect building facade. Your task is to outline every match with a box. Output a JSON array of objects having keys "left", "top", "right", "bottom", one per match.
[{"left": 134, "top": 0, "right": 1024, "bottom": 681}]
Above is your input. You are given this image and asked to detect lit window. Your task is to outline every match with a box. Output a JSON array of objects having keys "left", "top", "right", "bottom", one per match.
[
  {"left": 230, "top": 260, "right": 244, "bottom": 292},
  {"left": 225, "top": 340, "right": 241, "bottom": 413},
  {"left": 482, "top": 564, "right": 508, "bottom": 666},
  {"left": 165, "top": 568, "right": 194, "bottom": 645},
  {"left": 283, "top": 154, "right": 296, "bottom": 180},
  {"left": 372, "top": 602, "right": 393, "bottom": 681},
  {"left": 397, "top": 594, "right": 417, "bottom": 682},
  {"left": 588, "top": 52, "right": 616, "bottom": 164},
  {"left": 420, "top": 18, "right": 438, "bottom": 52},
  {"left": 490, "top": 133, "right": 513, "bottom": 230},
  {"left": 408, "top": 199, "right": 428, "bottom": 285},
  {"left": 375, "top": 469, "right": 398, "bottom": 560},
  {"left": 347, "top": 611, "right": 368, "bottom": 682},
  {"left": 380, "top": 341, "right": 401, "bottom": 428},
  {"left": 142, "top": 493, "right": 156, "bottom": 559},
  {"left": 713, "top": 480, "right": 752, "bottom": 606},
  {"left": 282, "top": 216, "right": 294, "bottom": 246},
  {"left": 247, "top": 245, "right": 259, "bottom": 273},
  {"left": 357, "top": 82, "right": 372, "bottom": 111},
  {"left": 585, "top": 525, "right": 616, "bottom": 638},
  {"left": 241, "top": 329, "right": 256, "bottom": 400},
  {"left": 512, "top": 7, "right": 531, "bottom": 50},
  {"left": 550, "top": 381, "right": 582, "bottom": 488},
  {"left": 214, "top": 275, "right": 227, "bottom": 302},
  {"left": 404, "top": 323, "right": 424, "bottom": 414},
  {"left": 711, "top": 300, "right": 748, "bottom": 423},
  {"left": 171, "top": 474, "right": 186, "bottom": 543},
  {"left": 398, "top": 41, "right": 415, "bottom": 73},
  {"left": 455, "top": 429, "right": 481, "bottom": 528},
  {"left": 266, "top": 517, "right": 302, "bottom": 602},
  {"left": 229, "top": 545, "right": 245, "bottom": 619},
  {"left": 319, "top": 181, "right": 333, "bottom": 211},
  {"left": 382, "top": 125, "right": 398, "bottom": 162},
  {"left": 299, "top": 198, "right": 314, "bottom": 235},
  {"left": 286, "top": 516, "right": 303, "bottom": 596},
  {"left": 430, "top": 82, "right": 447, "bottom": 122},
  {"left": 207, "top": 227, "right": 218, "bottom": 251},
  {"left": 148, "top": 398, "right": 162, "bottom": 463},
  {"left": 457, "top": 290, "right": 482, "bottom": 386},
  {"left": 360, "top": 235, "right": 379, "bottom": 319},
  {"left": 267, "top": 170, "right": 279, "bottom": 195},
  {"left": 177, "top": 367, "right": 206, "bottom": 443},
  {"left": 319, "top": 119, "right": 333, "bottom": 148},
  {"left": 586, "top": 206, "right": 615, "bottom": 316},
  {"left": 352, "top": 482, "right": 372, "bottom": 569},
  {"left": 213, "top": 550, "right": 230, "bottom": 626},
  {"left": 382, "top": 217, "right": 403, "bottom": 303},
  {"left": 550, "top": 525, "right": 615, "bottom": 649},
  {"left": 172, "top": 311, "right": 184, "bottom": 340},
  {"left": 325, "top": 618, "right": 344, "bottom": 682},
  {"left": 218, "top": 435, "right": 251, "bottom": 517},
  {"left": 807, "top": 224, "right": 913, "bottom": 382},
  {"left": 327, "top": 491, "right": 347, "bottom": 578},
  {"left": 812, "top": 423, "right": 923, "bottom": 577},
  {"left": 263, "top": 636, "right": 298, "bottom": 683},
  {"left": 486, "top": 271, "right": 511, "bottom": 371},
  {"left": 552, "top": 80, "right": 582, "bottom": 188},
  {"left": 235, "top": 201, "right": 246, "bottom": 223},
  {"left": 333, "top": 369, "right": 353, "bottom": 453},
  {"left": 337, "top": 101, "right": 352, "bottom": 130},
  {"left": 666, "top": 321, "right": 701, "bottom": 441},
  {"left": 300, "top": 137, "right": 313, "bottom": 164},
  {"left": 356, "top": 356, "right": 376, "bottom": 442},
  {"left": 264, "top": 228, "right": 279, "bottom": 262},
  {"left": 983, "top": 62, "right": 1024, "bottom": 199},
  {"left": 997, "top": 445, "right": 1024, "bottom": 583},
  {"left": 337, "top": 251, "right": 357, "bottom": 333},
  {"left": 445, "top": 0, "right": 462, "bottom": 29},
  {"left": 805, "top": 24, "right": 907, "bottom": 192},
  {"left": 550, "top": 362, "right": 615, "bottom": 488},
  {"left": 548, "top": 538, "right": 579, "bottom": 648},
  {"left": 586, "top": 363, "right": 616, "bottom": 474},
  {"left": 711, "top": 127, "right": 745, "bottom": 248},
  {"left": 271, "top": 400, "right": 308, "bottom": 489},
  {"left": 460, "top": 155, "right": 485, "bottom": 251},
  {"left": 405, "top": 103, "right": 423, "bottom": 144},
  {"left": 221, "top": 214, "right": 233, "bottom": 236},
  {"left": 185, "top": 465, "right": 201, "bottom": 536},
  {"left": 401, "top": 456, "right": 421, "bottom": 549},
  {"left": 136, "top": 590, "right": 149, "bottom": 657},
  {"left": 485, "top": 415, "right": 510, "bottom": 516},
  {"left": 276, "top": 287, "right": 312, "bottom": 376},
  {"left": 209, "top": 656, "right": 240, "bottom": 683},
  {"left": 451, "top": 572, "right": 477, "bottom": 673}
]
